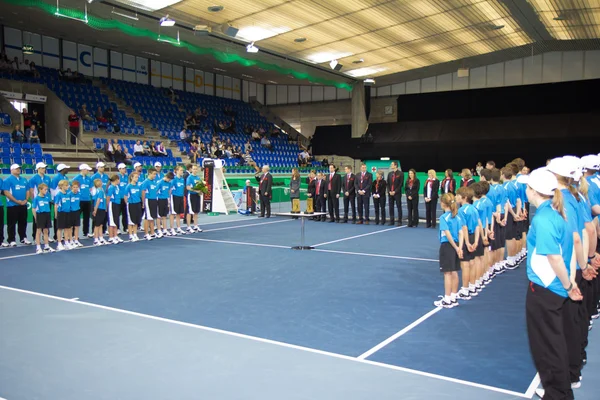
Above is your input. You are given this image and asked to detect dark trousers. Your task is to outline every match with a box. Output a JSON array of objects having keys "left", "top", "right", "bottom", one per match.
[
  {"left": 120, "top": 199, "right": 128, "bottom": 230},
  {"left": 315, "top": 195, "right": 326, "bottom": 221},
  {"left": 70, "top": 126, "right": 79, "bottom": 145},
  {"left": 407, "top": 197, "right": 419, "bottom": 226},
  {"left": 260, "top": 194, "right": 271, "bottom": 217},
  {"left": 343, "top": 195, "right": 356, "bottom": 222},
  {"left": 327, "top": 191, "right": 339, "bottom": 221},
  {"left": 388, "top": 193, "right": 402, "bottom": 224},
  {"left": 357, "top": 194, "right": 370, "bottom": 221},
  {"left": 0, "top": 206, "right": 4, "bottom": 243},
  {"left": 526, "top": 283, "right": 574, "bottom": 400},
  {"left": 7, "top": 205, "right": 27, "bottom": 243},
  {"left": 425, "top": 198, "right": 438, "bottom": 227},
  {"left": 374, "top": 196, "right": 386, "bottom": 224},
  {"left": 80, "top": 201, "right": 92, "bottom": 236},
  {"left": 563, "top": 296, "right": 582, "bottom": 384}
]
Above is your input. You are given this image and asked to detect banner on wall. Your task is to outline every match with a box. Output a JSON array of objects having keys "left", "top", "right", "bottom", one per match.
[
  {"left": 93, "top": 47, "right": 108, "bottom": 78},
  {"left": 136, "top": 57, "right": 148, "bottom": 84},
  {"left": 77, "top": 44, "right": 93, "bottom": 76},
  {"left": 1, "top": 90, "right": 23, "bottom": 100}
]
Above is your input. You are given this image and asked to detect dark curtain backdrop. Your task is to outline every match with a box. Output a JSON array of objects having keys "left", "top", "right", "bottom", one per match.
[{"left": 313, "top": 79, "right": 600, "bottom": 171}]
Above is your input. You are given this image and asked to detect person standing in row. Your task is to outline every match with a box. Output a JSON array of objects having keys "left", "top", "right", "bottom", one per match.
[
  {"left": 441, "top": 169, "right": 456, "bottom": 195},
  {"left": 460, "top": 169, "right": 475, "bottom": 187},
  {"left": 28, "top": 162, "right": 52, "bottom": 241},
  {"left": 424, "top": 169, "right": 440, "bottom": 229},
  {"left": 342, "top": 165, "right": 356, "bottom": 224},
  {"left": 315, "top": 172, "right": 327, "bottom": 221},
  {"left": 387, "top": 161, "right": 404, "bottom": 226},
  {"left": 372, "top": 171, "right": 387, "bottom": 225},
  {"left": 117, "top": 163, "right": 129, "bottom": 233},
  {"left": 258, "top": 165, "right": 273, "bottom": 218},
  {"left": 72, "top": 164, "right": 94, "bottom": 238},
  {"left": 325, "top": 164, "right": 341, "bottom": 223},
  {"left": 356, "top": 163, "right": 372, "bottom": 224},
  {"left": 289, "top": 168, "right": 300, "bottom": 218},
  {"left": 405, "top": 169, "right": 420, "bottom": 228},
  {"left": 3, "top": 164, "right": 30, "bottom": 246}
]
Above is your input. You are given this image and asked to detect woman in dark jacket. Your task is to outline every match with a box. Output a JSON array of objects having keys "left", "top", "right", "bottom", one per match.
[
  {"left": 289, "top": 168, "right": 301, "bottom": 217},
  {"left": 424, "top": 169, "right": 440, "bottom": 228},
  {"left": 405, "top": 169, "right": 420, "bottom": 227},
  {"left": 372, "top": 171, "right": 387, "bottom": 225},
  {"left": 440, "top": 169, "right": 456, "bottom": 195}
]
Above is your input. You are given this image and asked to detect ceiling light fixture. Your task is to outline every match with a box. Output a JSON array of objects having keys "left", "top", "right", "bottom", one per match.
[
  {"left": 267, "top": 80, "right": 277, "bottom": 84},
  {"left": 55, "top": 1, "right": 89, "bottom": 24},
  {"left": 346, "top": 66, "right": 386, "bottom": 77},
  {"left": 246, "top": 42, "right": 259, "bottom": 53},
  {"left": 220, "top": 23, "right": 238, "bottom": 38},
  {"left": 242, "top": 74, "right": 253, "bottom": 79},
  {"left": 157, "top": 30, "right": 180, "bottom": 45},
  {"left": 491, "top": 24, "right": 505, "bottom": 30},
  {"left": 160, "top": 15, "right": 175, "bottom": 27},
  {"left": 306, "top": 52, "right": 353, "bottom": 64},
  {"left": 111, "top": 8, "right": 139, "bottom": 21},
  {"left": 237, "top": 26, "right": 290, "bottom": 42},
  {"left": 553, "top": 16, "right": 566, "bottom": 21},
  {"left": 22, "top": 45, "right": 34, "bottom": 55},
  {"left": 352, "top": 59, "right": 364, "bottom": 64},
  {"left": 142, "top": 51, "right": 160, "bottom": 57},
  {"left": 97, "top": 40, "right": 119, "bottom": 47},
  {"left": 363, "top": 78, "right": 375, "bottom": 86},
  {"left": 294, "top": 37, "right": 307, "bottom": 43},
  {"left": 329, "top": 59, "right": 342, "bottom": 71},
  {"left": 208, "top": 5, "right": 224, "bottom": 12},
  {"left": 114, "top": 0, "right": 183, "bottom": 12},
  {"left": 214, "top": 67, "right": 226, "bottom": 72},
  {"left": 180, "top": 60, "right": 194, "bottom": 65}
]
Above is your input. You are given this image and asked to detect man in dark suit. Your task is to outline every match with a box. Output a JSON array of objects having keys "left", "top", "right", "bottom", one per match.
[
  {"left": 257, "top": 165, "right": 273, "bottom": 218},
  {"left": 342, "top": 165, "right": 356, "bottom": 223},
  {"left": 325, "top": 164, "right": 341, "bottom": 222},
  {"left": 424, "top": 170, "right": 440, "bottom": 228},
  {"left": 315, "top": 172, "right": 327, "bottom": 221},
  {"left": 387, "top": 161, "right": 404, "bottom": 226},
  {"left": 355, "top": 163, "right": 373, "bottom": 224}
]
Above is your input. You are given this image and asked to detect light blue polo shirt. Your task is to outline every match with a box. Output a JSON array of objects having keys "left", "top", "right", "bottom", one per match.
[
  {"left": 54, "top": 190, "right": 72, "bottom": 213},
  {"left": 32, "top": 195, "right": 51, "bottom": 213},
  {"left": 459, "top": 203, "right": 479, "bottom": 234},
  {"left": 107, "top": 184, "right": 122, "bottom": 204},
  {"left": 171, "top": 176, "right": 185, "bottom": 197},
  {"left": 3, "top": 175, "right": 29, "bottom": 207},
  {"left": 28, "top": 173, "right": 51, "bottom": 199},
  {"left": 72, "top": 174, "right": 93, "bottom": 201},
  {"left": 125, "top": 183, "right": 141, "bottom": 204},
  {"left": 141, "top": 178, "right": 159, "bottom": 200},
  {"left": 439, "top": 211, "right": 464, "bottom": 244}
]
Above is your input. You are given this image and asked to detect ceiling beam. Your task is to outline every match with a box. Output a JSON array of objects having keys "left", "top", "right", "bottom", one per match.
[{"left": 499, "top": 0, "right": 553, "bottom": 42}]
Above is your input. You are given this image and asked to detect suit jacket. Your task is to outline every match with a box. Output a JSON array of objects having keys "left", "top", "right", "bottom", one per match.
[
  {"left": 460, "top": 178, "right": 475, "bottom": 187},
  {"left": 343, "top": 173, "right": 356, "bottom": 197},
  {"left": 387, "top": 170, "right": 404, "bottom": 195},
  {"left": 441, "top": 177, "right": 456, "bottom": 195},
  {"left": 424, "top": 178, "right": 440, "bottom": 200},
  {"left": 355, "top": 171, "right": 373, "bottom": 195},
  {"left": 372, "top": 179, "right": 387, "bottom": 198},
  {"left": 315, "top": 179, "right": 326, "bottom": 199},
  {"left": 307, "top": 177, "right": 317, "bottom": 198},
  {"left": 257, "top": 172, "right": 273, "bottom": 198},
  {"left": 325, "top": 172, "right": 341, "bottom": 195},
  {"left": 405, "top": 178, "right": 420, "bottom": 199}
]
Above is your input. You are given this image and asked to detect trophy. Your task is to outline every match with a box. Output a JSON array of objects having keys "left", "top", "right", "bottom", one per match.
[
  {"left": 292, "top": 198, "right": 301, "bottom": 213},
  {"left": 305, "top": 197, "right": 314, "bottom": 214}
]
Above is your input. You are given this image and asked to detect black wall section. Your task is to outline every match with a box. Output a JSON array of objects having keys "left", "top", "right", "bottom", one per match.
[{"left": 313, "top": 79, "right": 600, "bottom": 171}]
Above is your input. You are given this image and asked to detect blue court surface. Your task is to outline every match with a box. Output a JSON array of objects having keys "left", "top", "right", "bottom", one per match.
[{"left": 1, "top": 214, "right": 598, "bottom": 400}]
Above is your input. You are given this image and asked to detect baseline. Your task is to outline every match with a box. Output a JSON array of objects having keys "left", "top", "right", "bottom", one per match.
[
  {"left": 311, "top": 226, "right": 407, "bottom": 247},
  {"left": 0, "top": 285, "right": 529, "bottom": 399},
  {"left": 313, "top": 248, "right": 438, "bottom": 263}
]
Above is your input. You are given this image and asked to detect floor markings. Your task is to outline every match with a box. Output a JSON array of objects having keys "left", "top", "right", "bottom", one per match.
[
  {"left": 70, "top": 298, "right": 79, "bottom": 301},
  {"left": 0, "top": 285, "right": 530, "bottom": 399},
  {"left": 524, "top": 373, "right": 540, "bottom": 398},
  {"left": 204, "top": 219, "right": 292, "bottom": 232},
  {"left": 313, "top": 248, "right": 438, "bottom": 263},
  {"left": 311, "top": 225, "right": 407, "bottom": 247},
  {"left": 357, "top": 307, "right": 443, "bottom": 360},
  {"left": 166, "top": 236, "right": 290, "bottom": 249}
]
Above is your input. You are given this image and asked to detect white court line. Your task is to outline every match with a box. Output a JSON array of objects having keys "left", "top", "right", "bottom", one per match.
[
  {"left": 313, "top": 248, "right": 438, "bottom": 263},
  {"left": 167, "top": 236, "right": 290, "bottom": 249},
  {"left": 0, "top": 244, "right": 96, "bottom": 261},
  {"left": 524, "top": 373, "right": 540, "bottom": 398},
  {"left": 357, "top": 307, "right": 442, "bottom": 360},
  {"left": 71, "top": 298, "right": 79, "bottom": 301},
  {"left": 0, "top": 285, "right": 530, "bottom": 399},
  {"left": 312, "top": 225, "right": 407, "bottom": 247},
  {"left": 205, "top": 219, "right": 292, "bottom": 232}
]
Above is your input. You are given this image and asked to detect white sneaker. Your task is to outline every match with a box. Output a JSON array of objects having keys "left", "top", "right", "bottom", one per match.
[
  {"left": 176, "top": 228, "right": 185, "bottom": 235},
  {"left": 156, "top": 232, "right": 163, "bottom": 238},
  {"left": 145, "top": 234, "right": 153, "bottom": 241},
  {"left": 36, "top": 247, "right": 43, "bottom": 254},
  {"left": 44, "top": 246, "right": 55, "bottom": 253},
  {"left": 74, "top": 241, "right": 83, "bottom": 248},
  {"left": 21, "top": 238, "right": 32, "bottom": 245},
  {"left": 94, "top": 240, "right": 103, "bottom": 246},
  {"left": 194, "top": 225, "right": 203, "bottom": 232},
  {"left": 571, "top": 381, "right": 581, "bottom": 389},
  {"left": 99, "top": 238, "right": 109, "bottom": 245},
  {"left": 87, "top": 233, "right": 94, "bottom": 238},
  {"left": 162, "top": 229, "right": 169, "bottom": 236},
  {"left": 48, "top": 237, "right": 55, "bottom": 243},
  {"left": 0, "top": 242, "right": 8, "bottom": 248},
  {"left": 170, "top": 228, "right": 177, "bottom": 236},
  {"left": 186, "top": 227, "right": 194, "bottom": 234},
  {"left": 116, "top": 237, "right": 124, "bottom": 243},
  {"left": 64, "top": 243, "right": 73, "bottom": 250},
  {"left": 9, "top": 241, "right": 17, "bottom": 248},
  {"left": 131, "top": 236, "right": 139, "bottom": 242},
  {"left": 56, "top": 243, "right": 65, "bottom": 251},
  {"left": 535, "top": 388, "right": 544, "bottom": 398}
]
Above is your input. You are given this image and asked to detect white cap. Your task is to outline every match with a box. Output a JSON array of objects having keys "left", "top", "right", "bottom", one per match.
[
  {"left": 35, "top": 162, "right": 47, "bottom": 170},
  {"left": 96, "top": 161, "right": 106, "bottom": 168},
  {"left": 519, "top": 167, "right": 558, "bottom": 196},
  {"left": 56, "top": 164, "right": 70, "bottom": 172},
  {"left": 133, "top": 162, "right": 142, "bottom": 168},
  {"left": 79, "top": 163, "right": 93, "bottom": 171},
  {"left": 546, "top": 157, "right": 577, "bottom": 178},
  {"left": 117, "top": 163, "right": 127, "bottom": 170},
  {"left": 561, "top": 156, "right": 583, "bottom": 182},
  {"left": 10, "top": 163, "right": 20, "bottom": 171},
  {"left": 581, "top": 155, "right": 600, "bottom": 170},
  {"left": 154, "top": 161, "right": 162, "bottom": 167}
]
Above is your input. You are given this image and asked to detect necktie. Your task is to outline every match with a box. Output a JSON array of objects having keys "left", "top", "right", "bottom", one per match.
[
  {"left": 329, "top": 174, "right": 333, "bottom": 190},
  {"left": 316, "top": 180, "right": 320, "bottom": 195}
]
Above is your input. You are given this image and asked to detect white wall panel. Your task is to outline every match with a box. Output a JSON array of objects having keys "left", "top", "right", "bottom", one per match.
[
  {"left": 377, "top": 85, "right": 391, "bottom": 97},
  {"left": 3, "top": 27, "right": 22, "bottom": 60},
  {"left": 204, "top": 72, "right": 214, "bottom": 96},
  {"left": 486, "top": 62, "right": 504, "bottom": 87},
  {"left": 469, "top": 66, "right": 486, "bottom": 89},
  {"left": 242, "top": 80, "right": 249, "bottom": 102},
  {"left": 436, "top": 73, "right": 452, "bottom": 92},
  {"left": 186, "top": 67, "right": 195, "bottom": 92},
  {"left": 452, "top": 72, "right": 468, "bottom": 91},
  {"left": 584, "top": 50, "right": 600, "bottom": 79},
  {"left": 160, "top": 62, "right": 172, "bottom": 88},
  {"left": 288, "top": 86, "right": 299, "bottom": 103},
  {"left": 248, "top": 81, "right": 257, "bottom": 100},
  {"left": 421, "top": 76, "right": 436, "bottom": 93},
  {"left": 77, "top": 44, "right": 93, "bottom": 76},
  {"left": 266, "top": 85, "right": 277, "bottom": 105},
  {"left": 22, "top": 32, "right": 42, "bottom": 65},
  {"left": 193, "top": 70, "right": 204, "bottom": 94},
  {"left": 136, "top": 57, "right": 148, "bottom": 84},
  {"left": 542, "top": 52, "right": 562, "bottom": 83},
  {"left": 312, "top": 86, "right": 324, "bottom": 102},
  {"left": 561, "top": 51, "right": 583, "bottom": 82},
  {"left": 257, "top": 84, "right": 265, "bottom": 104},
  {"left": 504, "top": 58, "right": 523, "bottom": 86},
  {"left": 42, "top": 36, "right": 59, "bottom": 69},
  {"left": 391, "top": 83, "right": 406, "bottom": 95},
  {"left": 300, "top": 86, "right": 311, "bottom": 103},
  {"left": 337, "top": 87, "right": 350, "bottom": 99},
  {"left": 110, "top": 51, "right": 123, "bottom": 80},
  {"left": 93, "top": 48, "right": 108, "bottom": 78},
  {"left": 523, "top": 54, "right": 542, "bottom": 85},
  {"left": 215, "top": 74, "right": 224, "bottom": 97},
  {"left": 232, "top": 78, "right": 241, "bottom": 100},
  {"left": 172, "top": 65, "right": 183, "bottom": 90},
  {"left": 150, "top": 59, "right": 161, "bottom": 87},
  {"left": 276, "top": 85, "right": 288, "bottom": 104},
  {"left": 223, "top": 75, "right": 232, "bottom": 98},
  {"left": 123, "top": 54, "right": 136, "bottom": 82},
  {"left": 62, "top": 40, "right": 77, "bottom": 72},
  {"left": 324, "top": 86, "right": 336, "bottom": 100},
  {"left": 406, "top": 80, "right": 420, "bottom": 94}
]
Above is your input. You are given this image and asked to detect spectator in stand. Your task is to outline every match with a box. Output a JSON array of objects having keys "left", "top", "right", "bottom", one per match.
[
  {"left": 189, "top": 142, "right": 200, "bottom": 164},
  {"left": 142, "top": 141, "right": 152, "bottom": 156},
  {"left": 103, "top": 108, "right": 115, "bottom": 125},
  {"left": 68, "top": 109, "right": 80, "bottom": 145},
  {"left": 123, "top": 147, "right": 134, "bottom": 162},
  {"left": 29, "top": 61, "right": 40, "bottom": 78},
  {"left": 251, "top": 129, "right": 261, "bottom": 141},
  {"left": 28, "top": 124, "right": 40, "bottom": 144},
  {"left": 79, "top": 104, "right": 93, "bottom": 122},
  {"left": 18, "top": 59, "right": 32, "bottom": 76},
  {"left": 260, "top": 136, "right": 272, "bottom": 151},
  {"left": 244, "top": 140, "right": 253, "bottom": 153},
  {"left": 224, "top": 146, "right": 232, "bottom": 159},
  {"left": 155, "top": 142, "right": 168, "bottom": 157},
  {"left": 199, "top": 142, "right": 208, "bottom": 157},
  {"left": 179, "top": 128, "right": 189, "bottom": 143},
  {"left": 190, "top": 134, "right": 199, "bottom": 144},
  {"left": 22, "top": 108, "right": 31, "bottom": 131},
  {"left": 185, "top": 114, "right": 197, "bottom": 130},
  {"left": 95, "top": 107, "right": 107, "bottom": 125},
  {"left": 475, "top": 162, "right": 484, "bottom": 176},
  {"left": 64, "top": 68, "right": 75, "bottom": 81},
  {"left": 242, "top": 150, "right": 259, "bottom": 173},
  {"left": 113, "top": 144, "right": 131, "bottom": 166},
  {"left": 11, "top": 124, "right": 24, "bottom": 144},
  {"left": 0, "top": 53, "right": 13, "bottom": 73},
  {"left": 133, "top": 140, "right": 144, "bottom": 156},
  {"left": 104, "top": 140, "right": 115, "bottom": 162}
]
